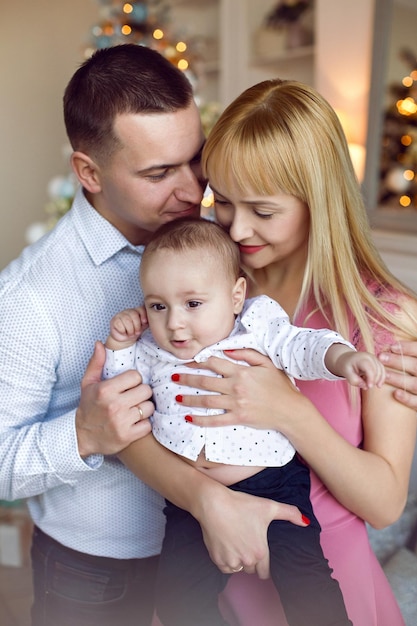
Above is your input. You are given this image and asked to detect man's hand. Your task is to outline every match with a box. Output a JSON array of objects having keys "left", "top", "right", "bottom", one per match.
[
  {"left": 379, "top": 341, "right": 417, "bottom": 410},
  {"left": 76, "top": 341, "right": 154, "bottom": 457}
]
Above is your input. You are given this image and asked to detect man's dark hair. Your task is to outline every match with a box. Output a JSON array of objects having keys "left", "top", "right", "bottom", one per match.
[{"left": 63, "top": 44, "right": 194, "bottom": 161}]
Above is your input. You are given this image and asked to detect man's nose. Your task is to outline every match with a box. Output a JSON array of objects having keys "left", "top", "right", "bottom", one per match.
[{"left": 174, "top": 165, "right": 206, "bottom": 205}]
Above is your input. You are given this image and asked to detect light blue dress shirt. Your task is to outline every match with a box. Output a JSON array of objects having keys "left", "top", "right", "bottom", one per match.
[{"left": 0, "top": 187, "right": 165, "bottom": 558}]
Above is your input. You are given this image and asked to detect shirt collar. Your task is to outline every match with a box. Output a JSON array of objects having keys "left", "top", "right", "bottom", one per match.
[{"left": 71, "top": 187, "right": 145, "bottom": 265}]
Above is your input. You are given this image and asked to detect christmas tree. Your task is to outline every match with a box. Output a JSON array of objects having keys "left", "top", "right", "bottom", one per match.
[
  {"left": 84, "top": 0, "right": 203, "bottom": 95},
  {"left": 378, "top": 47, "right": 417, "bottom": 210}
]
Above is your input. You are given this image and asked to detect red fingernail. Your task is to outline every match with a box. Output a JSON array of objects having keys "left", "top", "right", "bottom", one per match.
[
  {"left": 185, "top": 415, "right": 193, "bottom": 423},
  {"left": 175, "top": 394, "right": 183, "bottom": 403},
  {"left": 302, "top": 515, "right": 311, "bottom": 526},
  {"left": 171, "top": 373, "right": 180, "bottom": 382}
]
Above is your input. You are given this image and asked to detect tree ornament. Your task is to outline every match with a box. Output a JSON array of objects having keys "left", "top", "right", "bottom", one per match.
[{"left": 385, "top": 166, "right": 411, "bottom": 193}]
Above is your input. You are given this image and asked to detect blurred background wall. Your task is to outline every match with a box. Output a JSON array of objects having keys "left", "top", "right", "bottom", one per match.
[{"left": 0, "top": 0, "right": 98, "bottom": 269}]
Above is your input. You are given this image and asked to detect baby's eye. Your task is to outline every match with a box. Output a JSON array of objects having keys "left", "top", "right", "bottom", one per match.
[
  {"left": 150, "top": 303, "right": 166, "bottom": 311},
  {"left": 187, "top": 301, "right": 202, "bottom": 309}
]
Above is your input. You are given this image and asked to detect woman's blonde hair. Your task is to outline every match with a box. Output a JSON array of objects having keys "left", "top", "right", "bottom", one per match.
[{"left": 202, "top": 79, "right": 416, "bottom": 350}]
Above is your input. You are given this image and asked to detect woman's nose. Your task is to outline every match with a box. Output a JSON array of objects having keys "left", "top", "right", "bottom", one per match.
[{"left": 229, "top": 210, "right": 252, "bottom": 242}]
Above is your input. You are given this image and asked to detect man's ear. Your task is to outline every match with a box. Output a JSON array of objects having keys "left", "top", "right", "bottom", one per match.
[
  {"left": 71, "top": 151, "right": 102, "bottom": 194},
  {"left": 232, "top": 276, "right": 247, "bottom": 314}
]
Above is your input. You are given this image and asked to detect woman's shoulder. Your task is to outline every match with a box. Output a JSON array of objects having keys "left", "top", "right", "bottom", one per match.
[
  {"left": 354, "top": 278, "right": 417, "bottom": 351},
  {"left": 364, "top": 276, "right": 403, "bottom": 300},
  {"left": 366, "top": 278, "right": 417, "bottom": 320}
]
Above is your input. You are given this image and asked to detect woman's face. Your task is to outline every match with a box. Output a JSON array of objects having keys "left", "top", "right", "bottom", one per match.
[{"left": 211, "top": 178, "right": 310, "bottom": 271}]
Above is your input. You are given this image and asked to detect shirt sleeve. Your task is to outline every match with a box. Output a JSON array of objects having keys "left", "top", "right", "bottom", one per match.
[
  {"left": 103, "top": 345, "right": 137, "bottom": 378},
  {"left": 0, "top": 284, "right": 103, "bottom": 503},
  {"left": 250, "top": 296, "right": 355, "bottom": 380},
  {"left": 103, "top": 342, "right": 151, "bottom": 383}
]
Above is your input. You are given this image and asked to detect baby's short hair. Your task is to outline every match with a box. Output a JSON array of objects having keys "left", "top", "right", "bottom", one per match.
[{"left": 140, "top": 218, "right": 241, "bottom": 282}]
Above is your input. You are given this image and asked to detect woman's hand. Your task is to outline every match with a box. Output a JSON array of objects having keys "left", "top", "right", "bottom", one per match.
[
  {"left": 173, "top": 347, "right": 416, "bottom": 527},
  {"left": 196, "top": 484, "right": 309, "bottom": 579},
  {"left": 379, "top": 341, "right": 417, "bottom": 410},
  {"left": 120, "top": 434, "right": 308, "bottom": 578},
  {"left": 173, "top": 349, "right": 308, "bottom": 431}
]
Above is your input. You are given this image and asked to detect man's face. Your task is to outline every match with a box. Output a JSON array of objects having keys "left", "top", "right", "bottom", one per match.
[{"left": 91, "top": 103, "right": 206, "bottom": 245}]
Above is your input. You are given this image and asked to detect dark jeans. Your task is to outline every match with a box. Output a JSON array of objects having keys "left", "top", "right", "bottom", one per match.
[
  {"left": 30, "top": 526, "right": 159, "bottom": 626},
  {"left": 156, "top": 456, "right": 352, "bottom": 626}
]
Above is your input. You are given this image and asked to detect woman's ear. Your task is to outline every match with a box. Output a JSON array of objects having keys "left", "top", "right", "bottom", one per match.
[
  {"left": 71, "top": 151, "right": 102, "bottom": 194},
  {"left": 232, "top": 276, "right": 247, "bottom": 314}
]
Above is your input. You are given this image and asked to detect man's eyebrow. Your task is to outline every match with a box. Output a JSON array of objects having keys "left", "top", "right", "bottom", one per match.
[
  {"left": 137, "top": 141, "right": 205, "bottom": 176},
  {"left": 137, "top": 163, "right": 177, "bottom": 175}
]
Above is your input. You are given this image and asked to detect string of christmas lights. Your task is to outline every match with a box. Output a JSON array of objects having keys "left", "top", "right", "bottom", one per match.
[{"left": 379, "top": 47, "right": 417, "bottom": 210}]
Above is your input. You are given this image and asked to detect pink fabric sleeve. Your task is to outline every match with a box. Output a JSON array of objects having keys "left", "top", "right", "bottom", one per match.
[{"left": 352, "top": 281, "right": 400, "bottom": 354}]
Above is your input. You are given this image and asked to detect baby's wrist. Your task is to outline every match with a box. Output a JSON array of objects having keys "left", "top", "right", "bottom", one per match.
[{"left": 105, "top": 336, "right": 136, "bottom": 351}]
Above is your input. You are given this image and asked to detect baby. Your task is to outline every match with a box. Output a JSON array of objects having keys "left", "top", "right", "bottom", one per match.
[{"left": 103, "top": 218, "right": 383, "bottom": 625}]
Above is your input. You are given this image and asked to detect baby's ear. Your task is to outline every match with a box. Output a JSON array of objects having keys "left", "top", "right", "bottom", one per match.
[{"left": 232, "top": 276, "right": 247, "bottom": 314}]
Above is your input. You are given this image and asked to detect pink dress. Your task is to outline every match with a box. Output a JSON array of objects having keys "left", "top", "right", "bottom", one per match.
[{"left": 218, "top": 301, "right": 405, "bottom": 626}]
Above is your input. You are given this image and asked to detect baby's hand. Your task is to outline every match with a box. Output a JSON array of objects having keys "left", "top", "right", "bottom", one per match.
[
  {"left": 107, "top": 307, "right": 148, "bottom": 349},
  {"left": 339, "top": 351, "right": 386, "bottom": 390}
]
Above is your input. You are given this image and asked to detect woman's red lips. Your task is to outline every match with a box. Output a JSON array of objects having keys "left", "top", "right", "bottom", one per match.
[{"left": 238, "top": 244, "right": 266, "bottom": 254}]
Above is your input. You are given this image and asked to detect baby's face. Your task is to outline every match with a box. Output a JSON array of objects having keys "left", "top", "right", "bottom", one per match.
[{"left": 141, "top": 248, "right": 244, "bottom": 360}]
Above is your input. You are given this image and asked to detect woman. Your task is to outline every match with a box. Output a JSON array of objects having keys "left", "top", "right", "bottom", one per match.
[
  {"left": 118, "top": 78, "right": 417, "bottom": 625},
  {"left": 169, "top": 79, "right": 417, "bottom": 625}
]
